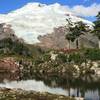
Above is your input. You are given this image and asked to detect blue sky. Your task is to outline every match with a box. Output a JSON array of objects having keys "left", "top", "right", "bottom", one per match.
[{"left": 0, "top": 0, "right": 100, "bottom": 21}]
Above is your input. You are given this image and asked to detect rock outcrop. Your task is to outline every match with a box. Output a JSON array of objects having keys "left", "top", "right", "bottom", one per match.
[
  {"left": 0, "top": 57, "right": 20, "bottom": 81},
  {"left": 0, "top": 57, "right": 19, "bottom": 73},
  {"left": 37, "top": 26, "right": 98, "bottom": 49},
  {"left": 37, "top": 26, "right": 68, "bottom": 49},
  {"left": 0, "top": 23, "right": 23, "bottom": 42}
]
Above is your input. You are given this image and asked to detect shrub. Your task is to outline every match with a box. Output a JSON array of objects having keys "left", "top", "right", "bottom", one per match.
[
  {"left": 43, "top": 54, "right": 51, "bottom": 61},
  {"left": 0, "top": 38, "right": 32, "bottom": 57},
  {"left": 69, "top": 53, "right": 86, "bottom": 64},
  {"left": 57, "top": 53, "right": 68, "bottom": 63},
  {"left": 84, "top": 48, "right": 100, "bottom": 61}
]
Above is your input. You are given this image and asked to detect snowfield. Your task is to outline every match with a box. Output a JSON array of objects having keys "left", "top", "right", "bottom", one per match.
[{"left": 0, "top": 3, "right": 93, "bottom": 44}]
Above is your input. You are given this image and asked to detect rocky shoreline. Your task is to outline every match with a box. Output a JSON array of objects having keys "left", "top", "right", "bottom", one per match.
[{"left": 0, "top": 88, "right": 75, "bottom": 100}]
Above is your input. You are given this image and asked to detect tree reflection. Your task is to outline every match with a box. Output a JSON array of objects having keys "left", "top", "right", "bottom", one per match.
[{"left": 29, "top": 72, "right": 100, "bottom": 98}]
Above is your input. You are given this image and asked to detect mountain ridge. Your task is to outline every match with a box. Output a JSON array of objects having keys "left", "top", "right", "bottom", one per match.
[{"left": 0, "top": 3, "right": 93, "bottom": 45}]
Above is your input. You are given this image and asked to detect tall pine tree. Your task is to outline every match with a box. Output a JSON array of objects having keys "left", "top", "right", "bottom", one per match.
[{"left": 93, "top": 12, "right": 100, "bottom": 48}]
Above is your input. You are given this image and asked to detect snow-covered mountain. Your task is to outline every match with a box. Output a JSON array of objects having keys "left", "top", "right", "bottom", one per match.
[{"left": 0, "top": 3, "right": 93, "bottom": 44}]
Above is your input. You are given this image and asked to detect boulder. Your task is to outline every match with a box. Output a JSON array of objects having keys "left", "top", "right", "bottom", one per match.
[{"left": 0, "top": 57, "right": 19, "bottom": 73}]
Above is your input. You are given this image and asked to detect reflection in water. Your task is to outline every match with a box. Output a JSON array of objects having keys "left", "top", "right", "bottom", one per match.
[
  {"left": 0, "top": 72, "right": 19, "bottom": 82},
  {"left": 0, "top": 80, "right": 99, "bottom": 100},
  {"left": 0, "top": 72, "right": 100, "bottom": 100},
  {"left": 0, "top": 80, "right": 69, "bottom": 95}
]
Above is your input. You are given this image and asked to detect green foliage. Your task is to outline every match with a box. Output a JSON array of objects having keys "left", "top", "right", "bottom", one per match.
[
  {"left": 66, "top": 32, "right": 76, "bottom": 42},
  {"left": 34, "top": 53, "right": 51, "bottom": 65},
  {"left": 84, "top": 48, "right": 100, "bottom": 61},
  {"left": 0, "top": 38, "right": 32, "bottom": 57},
  {"left": 34, "top": 58, "right": 44, "bottom": 65},
  {"left": 56, "top": 48, "right": 100, "bottom": 64},
  {"left": 43, "top": 53, "right": 51, "bottom": 61},
  {"left": 67, "top": 48, "right": 100, "bottom": 63},
  {"left": 69, "top": 53, "right": 86, "bottom": 64},
  {"left": 96, "top": 11, "right": 100, "bottom": 20},
  {"left": 57, "top": 53, "right": 68, "bottom": 63},
  {"left": 66, "top": 21, "right": 88, "bottom": 49},
  {"left": 93, "top": 12, "right": 100, "bottom": 39}
]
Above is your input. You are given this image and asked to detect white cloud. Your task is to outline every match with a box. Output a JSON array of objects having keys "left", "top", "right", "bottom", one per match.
[{"left": 65, "top": 3, "right": 100, "bottom": 17}]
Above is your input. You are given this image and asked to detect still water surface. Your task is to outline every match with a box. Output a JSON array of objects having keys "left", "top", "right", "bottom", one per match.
[{"left": 0, "top": 79, "right": 99, "bottom": 100}]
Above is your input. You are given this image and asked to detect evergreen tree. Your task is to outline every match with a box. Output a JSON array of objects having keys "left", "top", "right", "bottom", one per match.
[
  {"left": 92, "top": 12, "right": 100, "bottom": 49},
  {"left": 66, "top": 18, "right": 76, "bottom": 49},
  {"left": 73, "top": 21, "right": 87, "bottom": 49},
  {"left": 66, "top": 31, "right": 76, "bottom": 49},
  {"left": 66, "top": 20, "right": 87, "bottom": 49}
]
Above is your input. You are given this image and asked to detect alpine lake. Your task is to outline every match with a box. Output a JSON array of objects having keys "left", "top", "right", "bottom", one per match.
[{"left": 0, "top": 71, "right": 100, "bottom": 100}]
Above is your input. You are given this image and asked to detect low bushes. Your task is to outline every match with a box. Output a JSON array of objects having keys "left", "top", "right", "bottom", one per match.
[{"left": 84, "top": 48, "right": 100, "bottom": 61}]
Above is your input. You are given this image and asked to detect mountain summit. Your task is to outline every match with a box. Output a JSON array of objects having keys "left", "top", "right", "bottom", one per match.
[{"left": 0, "top": 3, "right": 93, "bottom": 45}]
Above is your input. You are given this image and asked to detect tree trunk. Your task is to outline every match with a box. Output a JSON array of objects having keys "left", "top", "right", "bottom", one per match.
[
  {"left": 80, "top": 89, "right": 85, "bottom": 98},
  {"left": 68, "top": 88, "right": 71, "bottom": 96},
  {"left": 77, "top": 88, "right": 80, "bottom": 97},
  {"left": 76, "top": 39, "right": 79, "bottom": 49}
]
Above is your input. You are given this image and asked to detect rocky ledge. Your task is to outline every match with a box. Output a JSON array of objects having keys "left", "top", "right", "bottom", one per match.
[{"left": 0, "top": 88, "right": 75, "bottom": 100}]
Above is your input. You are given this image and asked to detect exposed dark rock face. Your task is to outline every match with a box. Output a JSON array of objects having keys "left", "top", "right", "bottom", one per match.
[
  {"left": 0, "top": 23, "right": 23, "bottom": 42},
  {"left": 37, "top": 26, "right": 98, "bottom": 49},
  {"left": 37, "top": 26, "right": 69, "bottom": 49}
]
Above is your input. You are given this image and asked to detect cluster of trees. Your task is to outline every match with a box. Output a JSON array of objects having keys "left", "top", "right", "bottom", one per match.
[
  {"left": 0, "top": 38, "right": 32, "bottom": 57},
  {"left": 66, "top": 12, "right": 100, "bottom": 49}
]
